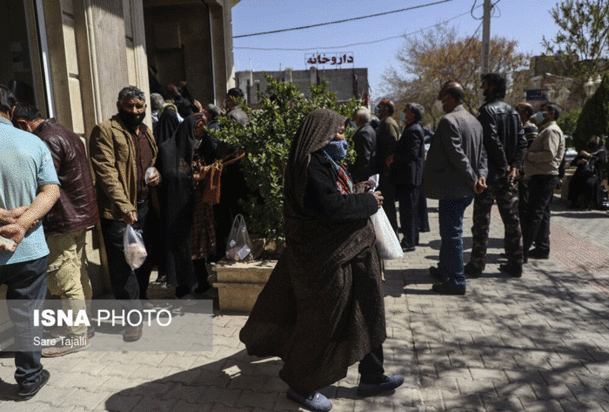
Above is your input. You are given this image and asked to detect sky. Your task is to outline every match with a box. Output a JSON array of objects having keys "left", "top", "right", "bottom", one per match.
[{"left": 231, "top": 0, "right": 562, "bottom": 100}]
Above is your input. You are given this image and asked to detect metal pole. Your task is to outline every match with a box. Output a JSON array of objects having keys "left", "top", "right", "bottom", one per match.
[{"left": 481, "top": 0, "right": 491, "bottom": 75}]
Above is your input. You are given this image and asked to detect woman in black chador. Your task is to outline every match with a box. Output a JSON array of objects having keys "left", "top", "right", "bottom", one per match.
[
  {"left": 568, "top": 135, "right": 607, "bottom": 210},
  {"left": 240, "top": 109, "right": 403, "bottom": 412}
]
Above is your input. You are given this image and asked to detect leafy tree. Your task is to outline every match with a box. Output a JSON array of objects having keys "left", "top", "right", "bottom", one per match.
[
  {"left": 210, "top": 75, "right": 358, "bottom": 239},
  {"left": 382, "top": 24, "right": 529, "bottom": 127},
  {"left": 557, "top": 107, "right": 582, "bottom": 145},
  {"left": 543, "top": 0, "right": 609, "bottom": 81},
  {"left": 573, "top": 72, "right": 609, "bottom": 150}
]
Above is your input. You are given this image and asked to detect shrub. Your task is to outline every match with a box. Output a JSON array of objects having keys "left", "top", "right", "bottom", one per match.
[
  {"left": 210, "top": 74, "right": 359, "bottom": 239},
  {"left": 573, "top": 73, "right": 609, "bottom": 151}
]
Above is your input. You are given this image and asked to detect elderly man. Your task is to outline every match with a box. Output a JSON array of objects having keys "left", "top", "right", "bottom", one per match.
[
  {"left": 522, "top": 102, "right": 565, "bottom": 262},
  {"left": 349, "top": 106, "right": 377, "bottom": 183},
  {"left": 424, "top": 81, "right": 487, "bottom": 295},
  {"left": 225, "top": 87, "right": 249, "bottom": 126},
  {"left": 89, "top": 86, "right": 160, "bottom": 342},
  {"left": 466, "top": 73, "right": 526, "bottom": 279},
  {"left": 375, "top": 98, "right": 400, "bottom": 233},
  {"left": 389, "top": 103, "right": 426, "bottom": 252},
  {"left": 13, "top": 104, "right": 99, "bottom": 357},
  {"left": 0, "top": 85, "right": 60, "bottom": 398}
]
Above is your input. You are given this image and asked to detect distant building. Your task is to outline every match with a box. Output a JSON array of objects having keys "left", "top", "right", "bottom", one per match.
[{"left": 235, "top": 67, "right": 369, "bottom": 106}]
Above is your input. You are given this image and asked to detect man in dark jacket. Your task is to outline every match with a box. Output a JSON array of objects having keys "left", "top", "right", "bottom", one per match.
[
  {"left": 389, "top": 103, "right": 426, "bottom": 252},
  {"left": 349, "top": 107, "right": 377, "bottom": 183},
  {"left": 375, "top": 99, "right": 400, "bottom": 233},
  {"left": 466, "top": 73, "right": 526, "bottom": 279},
  {"left": 423, "top": 81, "right": 487, "bottom": 295},
  {"left": 13, "top": 104, "right": 99, "bottom": 356}
]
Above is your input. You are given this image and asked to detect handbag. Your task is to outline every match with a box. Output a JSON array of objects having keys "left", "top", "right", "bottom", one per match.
[{"left": 201, "top": 150, "right": 246, "bottom": 205}]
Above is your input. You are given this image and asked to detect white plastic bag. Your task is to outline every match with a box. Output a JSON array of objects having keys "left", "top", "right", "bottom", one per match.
[
  {"left": 368, "top": 174, "right": 403, "bottom": 260},
  {"left": 123, "top": 224, "right": 147, "bottom": 270},
  {"left": 225, "top": 214, "right": 253, "bottom": 261}
]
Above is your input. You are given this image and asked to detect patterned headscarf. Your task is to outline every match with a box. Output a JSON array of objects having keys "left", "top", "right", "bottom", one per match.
[{"left": 284, "top": 108, "right": 347, "bottom": 209}]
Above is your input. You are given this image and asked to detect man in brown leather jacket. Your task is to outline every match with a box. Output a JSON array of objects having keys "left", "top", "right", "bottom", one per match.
[
  {"left": 89, "top": 86, "right": 160, "bottom": 342},
  {"left": 13, "top": 104, "right": 99, "bottom": 356}
]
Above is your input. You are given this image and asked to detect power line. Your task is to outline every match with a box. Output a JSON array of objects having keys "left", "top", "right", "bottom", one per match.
[
  {"left": 234, "top": 8, "right": 481, "bottom": 51},
  {"left": 233, "top": 0, "right": 453, "bottom": 39}
]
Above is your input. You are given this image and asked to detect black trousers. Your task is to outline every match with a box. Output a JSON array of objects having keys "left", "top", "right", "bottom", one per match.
[
  {"left": 418, "top": 194, "right": 430, "bottom": 232},
  {"left": 101, "top": 199, "right": 154, "bottom": 300},
  {"left": 358, "top": 344, "right": 385, "bottom": 383},
  {"left": 522, "top": 175, "right": 558, "bottom": 254},
  {"left": 379, "top": 175, "right": 398, "bottom": 234},
  {"left": 0, "top": 257, "right": 47, "bottom": 385},
  {"left": 397, "top": 185, "right": 420, "bottom": 248}
]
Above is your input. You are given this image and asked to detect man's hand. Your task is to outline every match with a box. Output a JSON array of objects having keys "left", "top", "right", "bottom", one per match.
[
  {"left": 166, "top": 83, "right": 180, "bottom": 98},
  {"left": 122, "top": 211, "right": 138, "bottom": 225},
  {"left": 473, "top": 177, "right": 487, "bottom": 194},
  {"left": 0, "top": 206, "right": 29, "bottom": 224},
  {"left": 194, "top": 100, "right": 203, "bottom": 113},
  {"left": 146, "top": 167, "right": 161, "bottom": 187},
  {"left": 579, "top": 150, "right": 591, "bottom": 158},
  {"left": 0, "top": 223, "right": 26, "bottom": 252},
  {"left": 507, "top": 167, "right": 518, "bottom": 183},
  {"left": 372, "top": 191, "right": 384, "bottom": 209}
]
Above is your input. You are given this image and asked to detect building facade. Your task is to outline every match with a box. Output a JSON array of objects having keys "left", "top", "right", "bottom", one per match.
[{"left": 235, "top": 67, "right": 370, "bottom": 106}]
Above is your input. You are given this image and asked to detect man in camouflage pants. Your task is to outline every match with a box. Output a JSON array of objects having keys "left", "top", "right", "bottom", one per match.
[{"left": 466, "top": 74, "right": 527, "bottom": 278}]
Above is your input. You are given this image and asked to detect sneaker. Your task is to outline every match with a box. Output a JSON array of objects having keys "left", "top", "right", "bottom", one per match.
[
  {"left": 432, "top": 282, "right": 466, "bottom": 295},
  {"left": 429, "top": 266, "right": 448, "bottom": 284},
  {"left": 287, "top": 388, "right": 332, "bottom": 412},
  {"left": 17, "top": 369, "right": 50, "bottom": 399},
  {"left": 357, "top": 374, "right": 405, "bottom": 397},
  {"left": 122, "top": 323, "right": 143, "bottom": 342},
  {"left": 464, "top": 262, "right": 482, "bottom": 278},
  {"left": 528, "top": 248, "right": 550, "bottom": 259},
  {"left": 499, "top": 263, "right": 523, "bottom": 278},
  {"left": 42, "top": 337, "right": 90, "bottom": 357}
]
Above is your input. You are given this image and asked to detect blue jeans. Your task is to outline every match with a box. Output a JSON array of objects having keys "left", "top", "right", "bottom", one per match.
[
  {"left": 0, "top": 257, "right": 48, "bottom": 385},
  {"left": 438, "top": 196, "right": 473, "bottom": 290}
]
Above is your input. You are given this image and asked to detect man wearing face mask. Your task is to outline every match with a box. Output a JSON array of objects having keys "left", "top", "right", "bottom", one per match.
[
  {"left": 521, "top": 102, "right": 565, "bottom": 262},
  {"left": 89, "top": 86, "right": 160, "bottom": 342},
  {"left": 423, "top": 81, "right": 487, "bottom": 295},
  {"left": 466, "top": 74, "right": 527, "bottom": 279},
  {"left": 349, "top": 106, "right": 377, "bottom": 183}
]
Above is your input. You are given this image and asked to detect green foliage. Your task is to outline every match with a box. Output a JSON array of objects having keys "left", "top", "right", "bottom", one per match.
[
  {"left": 557, "top": 108, "right": 581, "bottom": 145},
  {"left": 573, "top": 73, "right": 609, "bottom": 150},
  {"left": 543, "top": 0, "right": 609, "bottom": 81},
  {"left": 210, "top": 74, "right": 359, "bottom": 239}
]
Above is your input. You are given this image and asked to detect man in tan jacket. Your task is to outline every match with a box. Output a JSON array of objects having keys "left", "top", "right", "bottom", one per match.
[
  {"left": 89, "top": 86, "right": 160, "bottom": 342},
  {"left": 521, "top": 102, "right": 565, "bottom": 263}
]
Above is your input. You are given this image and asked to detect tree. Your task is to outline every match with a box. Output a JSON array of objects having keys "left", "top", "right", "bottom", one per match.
[
  {"left": 573, "top": 72, "right": 609, "bottom": 151},
  {"left": 382, "top": 24, "right": 529, "bottom": 127},
  {"left": 543, "top": 0, "right": 609, "bottom": 82},
  {"left": 210, "top": 75, "right": 358, "bottom": 239}
]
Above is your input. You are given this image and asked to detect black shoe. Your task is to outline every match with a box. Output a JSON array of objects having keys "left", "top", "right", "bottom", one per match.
[
  {"left": 18, "top": 369, "right": 50, "bottom": 399},
  {"left": 528, "top": 248, "right": 549, "bottom": 259},
  {"left": 464, "top": 262, "right": 482, "bottom": 279},
  {"left": 429, "top": 266, "right": 448, "bottom": 284},
  {"left": 123, "top": 323, "right": 143, "bottom": 342},
  {"left": 432, "top": 282, "right": 466, "bottom": 295},
  {"left": 402, "top": 246, "right": 415, "bottom": 252},
  {"left": 499, "top": 263, "right": 523, "bottom": 278}
]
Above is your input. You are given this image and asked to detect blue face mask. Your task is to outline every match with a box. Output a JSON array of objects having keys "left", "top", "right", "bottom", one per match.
[
  {"left": 533, "top": 111, "right": 545, "bottom": 124},
  {"left": 400, "top": 112, "right": 406, "bottom": 123},
  {"left": 324, "top": 140, "right": 349, "bottom": 162},
  {"left": 374, "top": 106, "right": 380, "bottom": 117}
]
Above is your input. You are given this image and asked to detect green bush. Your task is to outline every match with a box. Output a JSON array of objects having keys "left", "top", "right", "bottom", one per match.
[
  {"left": 557, "top": 108, "right": 581, "bottom": 147},
  {"left": 210, "top": 74, "right": 359, "bottom": 239},
  {"left": 573, "top": 73, "right": 609, "bottom": 151}
]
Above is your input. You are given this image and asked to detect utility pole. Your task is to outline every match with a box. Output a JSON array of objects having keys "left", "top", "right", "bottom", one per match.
[{"left": 481, "top": 0, "right": 492, "bottom": 75}]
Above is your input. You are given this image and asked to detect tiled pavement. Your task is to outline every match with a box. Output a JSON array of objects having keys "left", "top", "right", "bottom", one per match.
[{"left": 1, "top": 194, "right": 609, "bottom": 411}]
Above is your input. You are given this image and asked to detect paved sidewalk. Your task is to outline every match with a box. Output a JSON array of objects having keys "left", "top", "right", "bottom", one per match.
[{"left": 1, "top": 194, "right": 609, "bottom": 411}]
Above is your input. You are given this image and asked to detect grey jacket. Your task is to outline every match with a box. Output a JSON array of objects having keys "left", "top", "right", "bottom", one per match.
[{"left": 423, "top": 105, "right": 487, "bottom": 199}]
